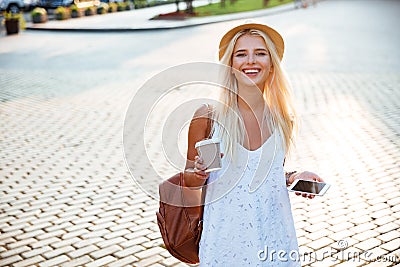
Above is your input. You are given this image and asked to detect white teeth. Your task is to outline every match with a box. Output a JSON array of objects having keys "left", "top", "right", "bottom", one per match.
[{"left": 244, "top": 69, "right": 259, "bottom": 74}]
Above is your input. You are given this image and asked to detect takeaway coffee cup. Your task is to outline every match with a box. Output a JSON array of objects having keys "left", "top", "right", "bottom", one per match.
[{"left": 195, "top": 138, "right": 222, "bottom": 172}]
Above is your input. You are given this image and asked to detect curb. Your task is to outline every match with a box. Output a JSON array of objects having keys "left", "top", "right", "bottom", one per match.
[{"left": 25, "top": 3, "right": 295, "bottom": 32}]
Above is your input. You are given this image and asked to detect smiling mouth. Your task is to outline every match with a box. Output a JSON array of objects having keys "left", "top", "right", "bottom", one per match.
[{"left": 243, "top": 69, "right": 261, "bottom": 75}]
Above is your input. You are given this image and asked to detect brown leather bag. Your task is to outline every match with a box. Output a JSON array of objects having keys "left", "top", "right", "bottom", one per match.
[
  {"left": 156, "top": 105, "right": 213, "bottom": 264},
  {"left": 156, "top": 172, "right": 206, "bottom": 263}
]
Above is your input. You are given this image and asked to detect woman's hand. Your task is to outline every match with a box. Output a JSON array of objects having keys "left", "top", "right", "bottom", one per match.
[
  {"left": 290, "top": 171, "right": 324, "bottom": 199},
  {"left": 194, "top": 155, "right": 210, "bottom": 179},
  {"left": 194, "top": 153, "right": 224, "bottom": 179}
]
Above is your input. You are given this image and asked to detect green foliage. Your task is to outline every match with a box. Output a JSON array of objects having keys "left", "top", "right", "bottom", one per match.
[
  {"left": 54, "top": 6, "right": 70, "bottom": 20},
  {"left": 108, "top": 2, "right": 117, "bottom": 12},
  {"left": 69, "top": 4, "right": 79, "bottom": 11},
  {"left": 2, "top": 11, "right": 26, "bottom": 30},
  {"left": 194, "top": 0, "right": 292, "bottom": 16},
  {"left": 134, "top": 0, "right": 147, "bottom": 8},
  {"left": 31, "top": 7, "right": 48, "bottom": 23},
  {"left": 3, "top": 11, "right": 22, "bottom": 20},
  {"left": 116, "top": 1, "right": 126, "bottom": 11},
  {"left": 97, "top": 2, "right": 108, "bottom": 14},
  {"left": 84, "top": 6, "right": 96, "bottom": 16},
  {"left": 31, "top": 7, "right": 47, "bottom": 17}
]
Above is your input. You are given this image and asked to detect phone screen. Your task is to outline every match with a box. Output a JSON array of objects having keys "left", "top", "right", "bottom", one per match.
[{"left": 291, "top": 180, "right": 326, "bottom": 194}]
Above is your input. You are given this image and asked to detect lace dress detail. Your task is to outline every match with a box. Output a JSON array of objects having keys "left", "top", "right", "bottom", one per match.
[{"left": 199, "top": 124, "right": 300, "bottom": 266}]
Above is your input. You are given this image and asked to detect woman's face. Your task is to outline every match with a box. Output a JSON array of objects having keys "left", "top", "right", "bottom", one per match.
[{"left": 231, "top": 34, "right": 272, "bottom": 90}]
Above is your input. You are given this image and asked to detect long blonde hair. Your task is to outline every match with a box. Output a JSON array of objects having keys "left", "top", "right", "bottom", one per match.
[{"left": 215, "top": 29, "right": 297, "bottom": 161}]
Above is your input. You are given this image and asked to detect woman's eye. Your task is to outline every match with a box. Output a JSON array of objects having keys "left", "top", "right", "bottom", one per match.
[
  {"left": 256, "top": 52, "right": 267, "bottom": 56},
  {"left": 235, "top": 53, "right": 246, "bottom": 57}
]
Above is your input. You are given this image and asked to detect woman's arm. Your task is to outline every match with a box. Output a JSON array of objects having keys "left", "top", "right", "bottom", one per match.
[{"left": 183, "top": 104, "right": 211, "bottom": 188}]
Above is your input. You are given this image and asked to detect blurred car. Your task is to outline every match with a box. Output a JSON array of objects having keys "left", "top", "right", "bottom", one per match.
[
  {"left": 0, "top": 0, "right": 36, "bottom": 12},
  {"left": 36, "top": 0, "right": 72, "bottom": 8}
]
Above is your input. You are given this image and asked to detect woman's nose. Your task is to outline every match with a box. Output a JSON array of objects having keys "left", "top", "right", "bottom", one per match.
[{"left": 248, "top": 53, "right": 255, "bottom": 64}]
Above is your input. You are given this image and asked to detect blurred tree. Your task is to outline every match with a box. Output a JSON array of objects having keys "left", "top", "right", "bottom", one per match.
[
  {"left": 263, "top": 0, "right": 270, "bottom": 7},
  {"left": 220, "top": 0, "right": 225, "bottom": 8},
  {"left": 185, "top": 0, "right": 193, "bottom": 14},
  {"left": 175, "top": 0, "right": 179, "bottom": 12}
]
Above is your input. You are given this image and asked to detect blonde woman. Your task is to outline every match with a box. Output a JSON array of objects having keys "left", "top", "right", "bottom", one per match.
[{"left": 184, "top": 22, "right": 324, "bottom": 266}]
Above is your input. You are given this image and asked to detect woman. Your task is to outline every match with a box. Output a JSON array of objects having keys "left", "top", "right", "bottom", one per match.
[{"left": 183, "top": 22, "right": 323, "bottom": 266}]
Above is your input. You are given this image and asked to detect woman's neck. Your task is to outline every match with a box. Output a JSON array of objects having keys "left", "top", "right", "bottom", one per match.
[{"left": 237, "top": 85, "right": 265, "bottom": 114}]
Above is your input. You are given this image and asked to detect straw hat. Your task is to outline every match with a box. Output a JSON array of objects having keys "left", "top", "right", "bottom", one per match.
[{"left": 218, "top": 22, "right": 285, "bottom": 61}]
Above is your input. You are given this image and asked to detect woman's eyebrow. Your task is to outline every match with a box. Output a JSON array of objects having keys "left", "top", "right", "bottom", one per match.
[{"left": 234, "top": 48, "right": 268, "bottom": 53}]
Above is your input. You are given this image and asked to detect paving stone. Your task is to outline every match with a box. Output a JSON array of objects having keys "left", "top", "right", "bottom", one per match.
[
  {"left": 44, "top": 222, "right": 73, "bottom": 233},
  {"left": 89, "top": 221, "right": 115, "bottom": 231},
  {"left": 0, "top": 255, "right": 23, "bottom": 266},
  {"left": 61, "top": 228, "right": 90, "bottom": 240},
  {"left": 15, "top": 230, "right": 45, "bottom": 240},
  {"left": 161, "top": 256, "right": 181, "bottom": 267},
  {"left": 375, "top": 222, "right": 400, "bottom": 234},
  {"left": 109, "top": 221, "right": 136, "bottom": 232},
  {"left": 108, "top": 255, "right": 138, "bottom": 267},
  {"left": 328, "top": 221, "right": 355, "bottom": 233},
  {"left": 60, "top": 255, "right": 92, "bottom": 267},
  {"left": 135, "top": 246, "right": 166, "bottom": 260},
  {"left": 21, "top": 245, "right": 52, "bottom": 259},
  {"left": 85, "top": 256, "right": 116, "bottom": 267},
  {"left": 81, "top": 229, "right": 110, "bottom": 239},
  {"left": 51, "top": 237, "right": 81, "bottom": 249},
  {"left": 334, "top": 259, "right": 366, "bottom": 267},
  {"left": 0, "top": 237, "right": 15, "bottom": 247},
  {"left": 134, "top": 255, "right": 164, "bottom": 267},
  {"left": 120, "top": 237, "right": 150, "bottom": 249},
  {"left": 352, "top": 230, "right": 380, "bottom": 242},
  {"left": 12, "top": 255, "right": 45, "bottom": 267},
  {"left": 350, "top": 223, "right": 378, "bottom": 234},
  {"left": 97, "top": 237, "right": 127, "bottom": 249},
  {"left": 89, "top": 244, "right": 122, "bottom": 259},
  {"left": 114, "top": 245, "right": 145, "bottom": 258},
  {"left": 7, "top": 238, "right": 36, "bottom": 250},
  {"left": 73, "top": 237, "right": 104, "bottom": 249},
  {"left": 373, "top": 215, "right": 396, "bottom": 226},
  {"left": 67, "top": 244, "right": 98, "bottom": 259},
  {"left": 307, "top": 229, "right": 334, "bottom": 242},
  {"left": 65, "top": 222, "right": 93, "bottom": 233},
  {"left": 362, "top": 261, "right": 393, "bottom": 267},
  {"left": 103, "top": 229, "right": 131, "bottom": 240},
  {"left": 381, "top": 238, "right": 400, "bottom": 252},
  {"left": 125, "top": 229, "right": 153, "bottom": 240},
  {"left": 38, "top": 255, "right": 70, "bottom": 267},
  {"left": 329, "top": 230, "right": 355, "bottom": 243},
  {"left": 361, "top": 246, "right": 389, "bottom": 262},
  {"left": 351, "top": 215, "right": 375, "bottom": 225},
  {"left": 42, "top": 245, "right": 74, "bottom": 259},
  {"left": 354, "top": 238, "right": 383, "bottom": 252},
  {"left": 0, "top": 245, "right": 30, "bottom": 259},
  {"left": 0, "top": 230, "right": 23, "bottom": 240},
  {"left": 37, "top": 229, "right": 66, "bottom": 240},
  {"left": 378, "top": 230, "right": 400, "bottom": 243},
  {"left": 142, "top": 238, "right": 164, "bottom": 249}
]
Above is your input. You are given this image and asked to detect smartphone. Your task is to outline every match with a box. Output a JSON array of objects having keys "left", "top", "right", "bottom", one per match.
[{"left": 288, "top": 179, "right": 330, "bottom": 196}]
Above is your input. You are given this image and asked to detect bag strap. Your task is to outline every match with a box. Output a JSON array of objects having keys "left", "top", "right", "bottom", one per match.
[
  {"left": 199, "top": 103, "right": 213, "bottom": 219},
  {"left": 204, "top": 103, "right": 214, "bottom": 139}
]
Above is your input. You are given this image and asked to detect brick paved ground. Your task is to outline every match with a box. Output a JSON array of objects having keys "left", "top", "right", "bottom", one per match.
[{"left": 1, "top": 1, "right": 400, "bottom": 266}]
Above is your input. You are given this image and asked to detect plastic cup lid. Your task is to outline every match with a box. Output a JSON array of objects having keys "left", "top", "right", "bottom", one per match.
[{"left": 195, "top": 138, "right": 221, "bottom": 149}]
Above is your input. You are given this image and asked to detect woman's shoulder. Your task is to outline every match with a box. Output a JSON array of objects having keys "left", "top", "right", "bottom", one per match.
[{"left": 193, "top": 103, "right": 214, "bottom": 118}]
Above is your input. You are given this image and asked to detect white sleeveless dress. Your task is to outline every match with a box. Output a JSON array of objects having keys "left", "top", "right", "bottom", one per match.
[{"left": 199, "top": 124, "right": 300, "bottom": 266}]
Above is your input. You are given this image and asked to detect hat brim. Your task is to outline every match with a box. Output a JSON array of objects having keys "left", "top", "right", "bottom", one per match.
[{"left": 218, "top": 23, "right": 284, "bottom": 61}]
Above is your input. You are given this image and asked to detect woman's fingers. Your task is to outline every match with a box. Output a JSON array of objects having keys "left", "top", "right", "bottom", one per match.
[{"left": 194, "top": 156, "right": 208, "bottom": 178}]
